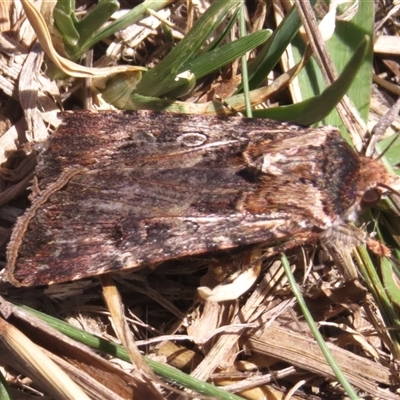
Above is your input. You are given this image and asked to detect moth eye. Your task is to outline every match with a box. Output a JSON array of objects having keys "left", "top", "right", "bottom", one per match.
[{"left": 361, "top": 188, "right": 382, "bottom": 208}]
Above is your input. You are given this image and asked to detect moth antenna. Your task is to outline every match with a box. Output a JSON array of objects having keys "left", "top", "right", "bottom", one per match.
[
  {"left": 369, "top": 96, "right": 400, "bottom": 159},
  {"left": 377, "top": 183, "right": 400, "bottom": 215},
  {"left": 374, "top": 133, "right": 400, "bottom": 161},
  {"left": 377, "top": 182, "right": 400, "bottom": 195}
]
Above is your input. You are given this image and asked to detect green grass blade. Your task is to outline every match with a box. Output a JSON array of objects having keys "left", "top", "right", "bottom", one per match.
[
  {"left": 381, "top": 257, "right": 400, "bottom": 308},
  {"left": 54, "top": 0, "right": 120, "bottom": 58},
  {"left": 280, "top": 254, "right": 359, "bottom": 399},
  {"left": 239, "top": 0, "right": 251, "bottom": 117},
  {"left": 53, "top": 0, "right": 80, "bottom": 48},
  {"left": 238, "top": 3, "right": 306, "bottom": 91},
  {"left": 354, "top": 246, "right": 400, "bottom": 357},
  {"left": 0, "top": 370, "right": 12, "bottom": 400},
  {"left": 74, "top": 0, "right": 120, "bottom": 50},
  {"left": 11, "top": 303, "right": 245, "bottom": 400},
  {"left": 178, "top": 30, "right": 271, "bottom": 79},
  {"left": 135, "top": 1, "right": 239, "bottom": 97}
]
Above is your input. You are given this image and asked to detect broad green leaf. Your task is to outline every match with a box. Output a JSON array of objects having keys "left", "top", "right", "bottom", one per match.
[
  {"left": 291, "top": 1, "right": 374, "bottom": 127},
  {"left": 252, "top": 36, "right": 370, "bottom": 126}
]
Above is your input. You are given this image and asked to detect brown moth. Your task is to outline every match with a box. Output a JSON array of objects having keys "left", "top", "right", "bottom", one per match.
[{"left": 4, "top": 110, "right": 398, "bottom": 287}]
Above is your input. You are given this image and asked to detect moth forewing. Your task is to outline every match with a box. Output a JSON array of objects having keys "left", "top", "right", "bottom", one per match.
[{"left": 4, "top": 111, "right": 398, "bottom": 287}]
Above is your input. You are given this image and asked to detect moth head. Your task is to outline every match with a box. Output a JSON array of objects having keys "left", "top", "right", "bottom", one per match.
[{"left": 345, "top": 156, "right": 400, "bottom": 221}]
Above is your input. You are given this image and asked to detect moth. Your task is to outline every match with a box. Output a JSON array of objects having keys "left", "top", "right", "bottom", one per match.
[{"left": 4, "top": 110, "right": 398, "bottom": 287}]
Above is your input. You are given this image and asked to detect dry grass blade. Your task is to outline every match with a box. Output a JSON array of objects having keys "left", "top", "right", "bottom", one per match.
[
  {"left": 242, "top": 324, "right": 398, "bottom": 400},
  {"left": 0, "top": 297, "right": 91, "bottom": 399},
  {"left": 0, "top": 295, "right": 162, "bottom": 399},
  {"left": 21, "top": 0, "right": 146, "bottom": 78},
  {"left": 99, "top": 276, "right": 155, "bottom": 376},
  {"left": 294, "top": 0, "right": 367, "bottom": 148},
  {"left": 189, "top": 257, "right": 290, "bottom": 383}
]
